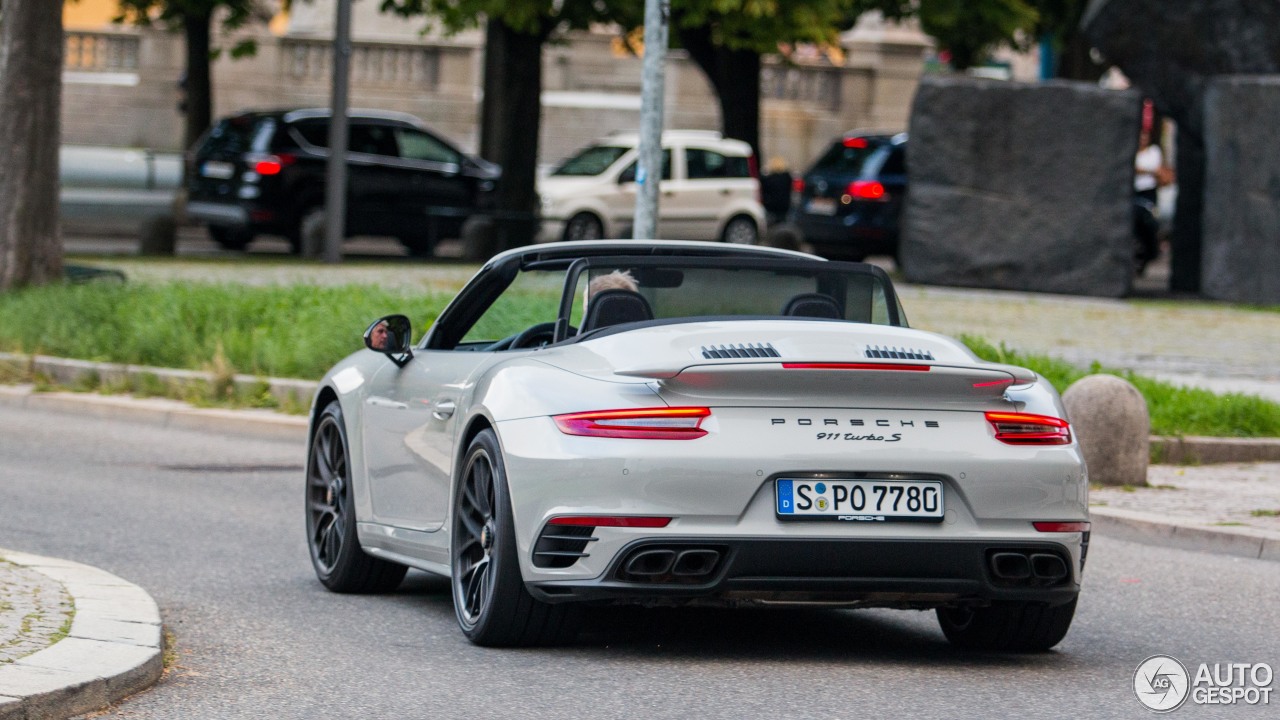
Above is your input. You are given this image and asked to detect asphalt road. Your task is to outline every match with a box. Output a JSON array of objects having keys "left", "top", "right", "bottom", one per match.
[{"left": 2, "top": 404, "right": 1276, "bottom": 719}]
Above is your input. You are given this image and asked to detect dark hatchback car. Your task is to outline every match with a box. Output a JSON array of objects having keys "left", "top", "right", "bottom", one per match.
[
  {"left": 793, "top": 131, "right": 907, "bottom": 261},
  {"left": 187, "top": 109, "right": 499, "bottom": 256}
]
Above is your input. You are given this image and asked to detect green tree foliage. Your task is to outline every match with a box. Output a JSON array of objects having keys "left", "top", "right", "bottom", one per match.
[
  {"left": 380, "top": 1, "right": 622, "bottom": 249},
  {"left": 114, "top": 1, "right": 275, "bottom": 148}
]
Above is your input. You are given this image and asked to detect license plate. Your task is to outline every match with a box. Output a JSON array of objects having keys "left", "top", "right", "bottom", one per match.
[
  {"left": 201, "top": 161, "right": 235, "bottom": 179},
  {"left": 805, "top": 198, "right": 837, "bottom": 216},
  {"left": 776, "top": 478, "right": 944, "bottom": 521}
]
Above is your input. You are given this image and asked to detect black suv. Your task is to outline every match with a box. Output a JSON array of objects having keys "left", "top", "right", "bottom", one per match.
[
  {"left": 792, "top": 131, "right": 907, "bottom": 261},
  {"left": 187, "top": 109, "right": 499, "bottom": 255}
]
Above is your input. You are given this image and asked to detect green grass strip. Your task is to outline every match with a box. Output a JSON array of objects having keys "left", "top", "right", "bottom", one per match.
[{"left": 0, "top": 282, "right": 452, "bottom": 380}]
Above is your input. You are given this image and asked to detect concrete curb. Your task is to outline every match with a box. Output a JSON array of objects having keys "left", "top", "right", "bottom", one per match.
[
  {"left": 1150, "top": 434, "right": 1280, "bottom": 464},
  {"left": 1089, "top": 507, "right": 1280, "bottom": 563},
  {"left": 0, "top": 550, "right": 163, "bottom": 720},
  {"left": 0, "top": 385, "right": 307, "bottom": 443},
  {"left": 0, "top": 352, "right": 317, "bottom": 411}
]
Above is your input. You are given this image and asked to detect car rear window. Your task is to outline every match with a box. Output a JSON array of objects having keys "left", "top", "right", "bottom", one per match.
[
  {"left": 199, "top": 116, "right": 274, "bottom": 156},
  {"left": 552, "top": 145, "right": 629, "bottom": 176},
  {"left": 810, "top": 139, "right": 888, "bottom": 176}
]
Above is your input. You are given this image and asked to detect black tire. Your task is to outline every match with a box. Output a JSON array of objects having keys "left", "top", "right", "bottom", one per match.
[
  {"left": 720, "top": 214, "right": 759, "bottom": 245},
  {"left": 562, "top": 212, "right": 604, "bottom": 241},
  {"left": 936, "top": 597, "right": 1078, "bottom": 652},
  {"left": 451, "top": 429, "right": 579, "bottom": 647},
  {"left": 208, "top": 225, "right": 254, "bottom": 251},
  {"left": 306, "top": 402, "right": 407, "bottom": 593}
]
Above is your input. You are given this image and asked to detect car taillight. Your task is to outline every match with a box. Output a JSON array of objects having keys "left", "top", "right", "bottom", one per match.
[
  {"left": 553, "top": 407, "right": 711, "bottom": 440},
  {"left": 985, "top": 412, "right": 1072, "bottom": 445},
  {"left": 783, "top": 362, "right": 930, "bottom": 372},
  {"left": 842, "top": 137, "right": 868, "bottom": 149},
  {"left": 747, "top": 154, "right": 759, "bottom": 179},
  {"left": 792, "top": 177, "right": 805, "bottom": 194},
  {"left": 250, "top": 153, "right": 295, "bottom": 176},
  {"left": 846, "top": 180, "right": 887, "bottom": 201}
]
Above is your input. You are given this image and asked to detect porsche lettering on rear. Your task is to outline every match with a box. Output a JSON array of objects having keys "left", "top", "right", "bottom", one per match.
[{"left": 305, "top": 240, "right": 1088, "bottom": 652}]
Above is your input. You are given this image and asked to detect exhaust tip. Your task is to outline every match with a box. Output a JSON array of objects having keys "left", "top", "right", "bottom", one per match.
[
  {"left": 624, "top": 549, "right": 676, "bottom": 576},
  {"left": 990, "top": 552, "right": 1032, "bottom": 580},
  {"left": 1030, "top": 553, "right": 1068, "bottom": 581},
  {"left": 672, "top": 549, "right": 721, "bottom": 576}
]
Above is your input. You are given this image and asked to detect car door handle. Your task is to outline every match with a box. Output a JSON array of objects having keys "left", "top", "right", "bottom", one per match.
[
  {"left": 719, "top": 188, "right": 732, "bottom": 196},
  {"left": 663, "top": 191, "right": 675, "bottom": 197},
  {"left": 432, "top": 401, "right": 456, "bottom": 420}
]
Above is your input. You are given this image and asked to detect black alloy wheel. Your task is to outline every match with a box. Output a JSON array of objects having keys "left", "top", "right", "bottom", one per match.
[
  {"left": 451, "top": 429, "right": 579, "bottom": 646},
  {"left": 306, "top": 401, "right": 406, "bottom": 593},
  {"left": 563, "top": 212, "right": 604, "bottom": 241}
]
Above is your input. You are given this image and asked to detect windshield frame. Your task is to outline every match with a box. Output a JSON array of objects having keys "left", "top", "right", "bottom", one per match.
[{"left": 550, "top": 255, "right": 905, "bottom": 343}]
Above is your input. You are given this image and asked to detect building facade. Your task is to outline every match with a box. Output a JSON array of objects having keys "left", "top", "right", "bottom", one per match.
[{"left": 61, "top": 1, "right": 929, "bottom": 171}]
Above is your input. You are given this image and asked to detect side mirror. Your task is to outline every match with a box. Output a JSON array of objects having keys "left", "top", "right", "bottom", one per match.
[{"left": 364, "top": 314, "right": 414, "bottom": 367}]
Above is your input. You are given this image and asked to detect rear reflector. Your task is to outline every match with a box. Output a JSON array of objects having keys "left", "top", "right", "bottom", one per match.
[
  {"left": 553, "top": 407, "right": 710, "bottom": 440},
  {"left": 783, "top": 362, "right": 931, "bottom": 372},
  {"left": 549, "top": 516, "right": 672, "bottom": 528},
  {"left": 985, "top": 412, "right": 1072, "bottom": 445},
  {"left": 1033, "top": 521, "right": 1091, "bottom": 533}
]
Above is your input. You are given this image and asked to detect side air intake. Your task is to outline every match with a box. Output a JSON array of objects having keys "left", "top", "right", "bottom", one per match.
[{"left": 701, "top": 343, "right": 780, "bottom": 359}]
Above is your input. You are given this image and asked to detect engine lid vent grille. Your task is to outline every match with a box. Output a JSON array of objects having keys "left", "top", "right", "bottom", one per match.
[
  {"left": 865, "top": 345, "right": 934, "bottom": 361},
  {"left": 701, "top": 343, "right": 780, "bottom": 359}
]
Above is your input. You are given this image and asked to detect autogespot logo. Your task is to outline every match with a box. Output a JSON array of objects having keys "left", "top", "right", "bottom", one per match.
[{"left": 1134, "top": 655, "right": 1191, "bottom": 713}]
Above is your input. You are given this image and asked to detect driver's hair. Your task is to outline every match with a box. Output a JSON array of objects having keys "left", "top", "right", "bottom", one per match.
[{"left": 583, "top": 270, "right": 639, "bottom": 312}]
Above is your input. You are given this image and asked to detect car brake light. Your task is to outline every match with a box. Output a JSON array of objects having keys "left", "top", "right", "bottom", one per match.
[
  {"left": 783, "top": 362, "right": 931, "bottom": 372},
  {"left": 842, "top": 137, "right": 868, "bottom": 149},
  {"left": 548, "top": 516, "right": 672, "bottom": 528},
  {"left": 985, "top": 412, "right": 1072, "bottom": 445},
  {"left": 846, "top": 180, "right": 887, "bottom": 201},
  {"left": 251, "top": 153, "right": 295, "bottom": 176},
  {"left": 747, "top": 154, "right": 759, "bottom": 179},
  {"left": 553, "top": 407, "right": 711, "bottom": 439},
  {"left": 1033, "top": 521, "right": 1090, "bottom": 533},
  {"left": 792, "top": 177, "right": 805, "bottom": 194}
]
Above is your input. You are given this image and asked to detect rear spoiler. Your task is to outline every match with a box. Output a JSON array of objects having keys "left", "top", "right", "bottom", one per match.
[{"left": 615, "top": 360, "right": 1039, "bottom": 404}]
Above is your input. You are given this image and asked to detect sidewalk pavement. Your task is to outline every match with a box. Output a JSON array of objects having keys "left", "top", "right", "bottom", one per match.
[{"left": 0, "top": 384, "right": 1278, "bottom": 717}]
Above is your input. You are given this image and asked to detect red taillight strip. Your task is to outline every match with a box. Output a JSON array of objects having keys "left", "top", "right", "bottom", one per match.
[
  {"left": 783, "top": 362, "right": 931, "bottom": 372},
  {"left": 985, "top": 411, "right": 1072, "bottom": 445},
  {"left": 553, "top": 407, "right": 710, "bottom": 440},
  {"left": 973, "top": 378, "right": 1015, "bottom": 388},
  {"left": 548, "top": 516, "right": 672, "bottom": 528},
  {"left": 1034, "top": 522, "right": 1091, "bottom": 533}
]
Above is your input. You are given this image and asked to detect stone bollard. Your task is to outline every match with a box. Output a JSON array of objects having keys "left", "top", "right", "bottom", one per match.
[
  {"left": 1062, "top": 374, "right": 1150, "bottom": 487},
  {"left": 765, "top": 222, "right": 803, "bottom": 251}
]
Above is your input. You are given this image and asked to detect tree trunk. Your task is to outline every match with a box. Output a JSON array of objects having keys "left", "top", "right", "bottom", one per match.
[
  {"left": 478, "top": 18, "right": 549, "bottom": 250},
  {"left": 678, "top": 24, "right": 763, "bottom": 159},
  {"left": 0, "top": 0, "right": 64, "bottom": 290},
  {"left": 183, "top": 11, "right": 214, "bottom": 151}
]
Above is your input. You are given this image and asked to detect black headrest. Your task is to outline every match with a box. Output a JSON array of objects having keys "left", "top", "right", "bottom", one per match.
[
  {"left": 782, "top": 293, "right": 842, "bottom": 319},
  {"left": 582, "top": 289, "right": 654, "bottom": 332}
]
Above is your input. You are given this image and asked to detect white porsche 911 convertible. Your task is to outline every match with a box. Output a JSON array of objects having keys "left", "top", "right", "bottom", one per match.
[{"left": 306, "top": 241, "right": 1088, "bottom": 650}]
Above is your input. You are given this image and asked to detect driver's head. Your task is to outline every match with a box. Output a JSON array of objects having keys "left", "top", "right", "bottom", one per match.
[{"left": 583, "top": 270, "right": 638, "bottom": 314}]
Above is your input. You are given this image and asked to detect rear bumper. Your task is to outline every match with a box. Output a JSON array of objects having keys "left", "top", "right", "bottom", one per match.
[
  {"left": 187, "top": 200, "right": 249, "bottom": 228},
  {"left": 527, "top": 537, "right": 1081, "bottom": 608}
]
